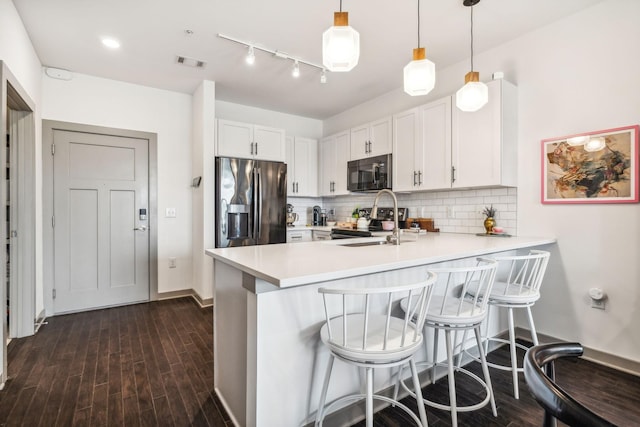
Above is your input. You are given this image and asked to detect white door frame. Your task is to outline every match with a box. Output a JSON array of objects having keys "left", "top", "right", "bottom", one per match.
[
  {"left": 0, "top": 61, "right": 36, "bottom": 387},
  {"left": 42, "top": 120, "right": 158, "bottom": 316}
]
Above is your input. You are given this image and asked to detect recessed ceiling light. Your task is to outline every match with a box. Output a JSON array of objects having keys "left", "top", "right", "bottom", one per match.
[{"left": 101, "top": 38, "right": 121, "bottom": 49}]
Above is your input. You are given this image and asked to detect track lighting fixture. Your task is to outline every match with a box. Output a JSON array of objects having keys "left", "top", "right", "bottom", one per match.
[
  {"left": 322, "top": 0, "right": 360, "bottom": 72},
  {"left": 404, "top": 0, "right": 436, "bottom": 96},
  {"left": 456, "top": 0, "right": 489, "bottom": 112},
  {"left": 245, "top": 46, "right": 255, "bottom": 65},
  {"left": 218, "top": 33, "right": 328, "bottom": 83},
  {"left": 292, "top": 61, "right": 300, "bottom": 78}
]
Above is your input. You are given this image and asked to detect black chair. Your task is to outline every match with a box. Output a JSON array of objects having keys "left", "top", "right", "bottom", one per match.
[{"left": 523, "top": 342, "right": 618, "bottom": 427}]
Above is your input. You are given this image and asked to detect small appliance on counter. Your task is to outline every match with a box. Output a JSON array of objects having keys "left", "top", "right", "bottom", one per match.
[
  {"left": 286, "top": 204, "right": 298, "bottom": 227},
  {"left": 312, "top": 205, "right": 321, "bottom": 226}
]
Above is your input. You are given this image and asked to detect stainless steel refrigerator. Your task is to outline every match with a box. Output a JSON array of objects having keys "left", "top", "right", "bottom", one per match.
[{"left": 215, "top": 156, "right": 287, "bottom": 248}]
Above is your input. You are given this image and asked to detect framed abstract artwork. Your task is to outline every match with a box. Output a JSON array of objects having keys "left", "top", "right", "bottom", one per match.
[{"left": 541, "top": 125, "right": 639, "bottom": 204}]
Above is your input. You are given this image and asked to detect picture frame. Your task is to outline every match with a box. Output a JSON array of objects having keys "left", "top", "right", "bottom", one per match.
[{"left": 541, "top": 125, "right": 639, "bottom": 204}]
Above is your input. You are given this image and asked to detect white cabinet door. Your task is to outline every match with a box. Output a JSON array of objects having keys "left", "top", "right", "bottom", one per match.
[
  {"left": 254, "top": 125, "right": 286, "bottom": 162},
  {"left": 451, "top": 79, "right": 517, "bottom": 188},
  {"left": 286, "top": 136, "right": 318, "bottom": 197},
  {"left": 369, "top": 116, "right": 392, "bottom": 157},
  {"left": 392, "top": 107, "right": 420, "bottom": 192},
  {"left": 217, "top": 119, "right": 285, "bottom": 162},
  {"left": 350, "top": 124, "right": 369, "bottom": 160},
  {"left": 393, "top": 97, "right": 451, "bottom": 192},
  {"left": 349, "top": 116, "right": 392, "bottom": 160},
  {"left": 217, "top": 119, "right": 254, "bottom": 159},
  {"left": 287, "top": 229, "right": 312, "bottom": 243},
  {"left": 320, "top": 131, "right": 350, "bottom": 196},
  {"left": 312, "top": 230, "right": 331, "bottom": 241},
  {"left": 421, "top": 97, "right": 452, "bottom": 190}
]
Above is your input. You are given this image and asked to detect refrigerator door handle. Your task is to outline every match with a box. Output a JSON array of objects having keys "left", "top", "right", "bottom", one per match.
[
  {"left": 252, "top": 168, "right": 258, "bottom": 239},
  {"left": 256, "top": 167, "right": 262, "bottom": 239}
]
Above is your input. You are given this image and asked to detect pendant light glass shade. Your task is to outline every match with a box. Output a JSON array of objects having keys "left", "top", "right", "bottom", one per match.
[
  {"left": 404, "top": 48, "right": 436, "bottom": 96},
  {"left": 322, "top": 11, "right": 360, "bottom": 72},
  {"left": 456, "top": 0, "right": 488, "bottom": 112},
  {"left": 456, "top": 71, "right": 488, "bottom": 112}
]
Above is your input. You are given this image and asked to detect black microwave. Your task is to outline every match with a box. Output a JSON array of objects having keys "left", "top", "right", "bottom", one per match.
[{"left": 347, "top": 154, "right": 392, "bottom": 192}]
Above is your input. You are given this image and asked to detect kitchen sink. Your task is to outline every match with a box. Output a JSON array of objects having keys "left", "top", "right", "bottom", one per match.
[{"left": 339, "top": 239, "right": 414, "bottom": 247}]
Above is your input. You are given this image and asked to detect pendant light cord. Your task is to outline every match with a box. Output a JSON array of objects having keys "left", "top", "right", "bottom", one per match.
[
  {"left": 417, "top": 0, "right": 421, "bottom": 48},
  {"left": 470, "top": 5, "right": 474, "bottom": 71},
  {"left": 340, "top": 0, "right": 343, "bottom": 12}
]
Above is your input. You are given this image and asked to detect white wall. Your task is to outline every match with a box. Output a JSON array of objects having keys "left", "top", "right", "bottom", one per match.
[
  {"left": 41, "top": 72, "right": 194, "bottom": 296},
  {"left": 325, "top": 0, "right": 640, "bottom": 363}
]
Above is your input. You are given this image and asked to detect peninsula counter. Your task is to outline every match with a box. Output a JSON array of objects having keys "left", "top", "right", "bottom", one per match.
[{"left": 206, "top": 232, "right": 556, "bottom": 427}]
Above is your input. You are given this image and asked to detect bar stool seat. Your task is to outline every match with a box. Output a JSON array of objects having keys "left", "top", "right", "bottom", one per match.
[
  {"left": 315, "top": 273, "right": 437, "bottom": 427},
  {"left": 396, "top": 258, "right": 499, "bottom": 427}
]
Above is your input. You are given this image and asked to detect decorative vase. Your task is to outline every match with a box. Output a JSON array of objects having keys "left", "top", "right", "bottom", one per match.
[{"left": 484, "top": 217, "right": 495, "bottom": 234}]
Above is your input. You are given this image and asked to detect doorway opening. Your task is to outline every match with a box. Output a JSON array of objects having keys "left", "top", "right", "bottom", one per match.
[{"left": 1, "top": 61, "right": 37, "bottom": 387}]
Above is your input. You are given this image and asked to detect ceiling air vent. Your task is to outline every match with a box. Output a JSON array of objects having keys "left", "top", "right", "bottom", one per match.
[{"left": 176, "top": 56, "right": 206, "bottom": 68}]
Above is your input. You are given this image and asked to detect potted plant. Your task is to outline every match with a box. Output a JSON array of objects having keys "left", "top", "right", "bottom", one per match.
[{"left": 482, "top": 205, "right": 496, "bottom": 234}]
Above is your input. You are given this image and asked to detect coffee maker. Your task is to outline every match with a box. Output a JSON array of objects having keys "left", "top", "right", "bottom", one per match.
[{"left": 312, "top": 205, "right": 321, "bottom": 226}]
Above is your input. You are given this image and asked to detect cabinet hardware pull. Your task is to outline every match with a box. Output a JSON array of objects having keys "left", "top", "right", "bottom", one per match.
[
  {"left": 413, "top": 171, "right": 418, "bottom": 186},
  {"left": 418, "top": 171, "right": 423, "bottom": 185},
  {"left": 451, "top": 166, "right": 456, "bottom": 184}
]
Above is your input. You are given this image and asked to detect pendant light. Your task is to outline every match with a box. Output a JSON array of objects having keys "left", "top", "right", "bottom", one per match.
[
  {"left": 456, "top": 0, "right": 488, "bottom": 112},
  {"left": 403, "top": 0, "right": 436, "bottom": 96},
  {"left": 322, "top": 0, "right": 360, "bottom": 72}
]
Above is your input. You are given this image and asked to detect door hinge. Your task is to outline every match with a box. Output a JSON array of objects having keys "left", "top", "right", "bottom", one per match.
[
  {"left": 10, "top": 230, "right": 17, "bottom": 238},
  {"left": 52, "top": 216, "right": 55, "bottom": 228},
  {"left": 52, "top": 289, "right": 56, "bottom": 299},
  {"left": 51, "top": 143, "right": 55, "bottom": 155}
]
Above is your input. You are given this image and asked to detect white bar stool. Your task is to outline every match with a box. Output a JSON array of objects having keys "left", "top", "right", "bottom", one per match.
[
  {"left": 315, "top": 272, "right": 437, "bottom": 427},
  {"left": 462, "top": 249, "right": 550, "bottom": 399},
  {"left": 396, "top": 258, "right": 499, "bottom": 427}
]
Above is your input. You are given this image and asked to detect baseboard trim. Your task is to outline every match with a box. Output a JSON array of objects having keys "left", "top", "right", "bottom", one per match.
[
  {"left": 34, "top": 309, "right": 47, "bottom": 333},
  {"left": 516, "top": 327, "right": 640, "bottom": 377},
  {"left": 156, "top": 289, "right": 213, "bottom": 308}
]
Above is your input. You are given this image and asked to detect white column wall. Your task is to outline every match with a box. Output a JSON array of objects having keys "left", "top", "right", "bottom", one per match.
[{"left": 191, "top": 81, "right": 216, "bottom": 301}]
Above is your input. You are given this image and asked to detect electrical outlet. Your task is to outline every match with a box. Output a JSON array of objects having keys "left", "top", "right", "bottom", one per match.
[
  {"left": 591, "top": 299, "right": 605, "bottom": 310},
  {"left": 169, "top": 257, "right": 177, "bottom": 268},
  {"left": 446, "top": 206, "right": 456, "bottom": 218},
  {"left": 166, "top": 207, "right": 176, "bottom": 218}
]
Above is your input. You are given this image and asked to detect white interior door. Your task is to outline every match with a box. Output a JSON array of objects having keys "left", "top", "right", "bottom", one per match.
[{"left": 53, "top": 130, "right": 149, "bottom": 313}]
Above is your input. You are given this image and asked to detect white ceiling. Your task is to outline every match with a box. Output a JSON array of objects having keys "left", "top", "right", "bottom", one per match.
[{"left": 13, "top": 0, "right": 602, "bottom": 119}]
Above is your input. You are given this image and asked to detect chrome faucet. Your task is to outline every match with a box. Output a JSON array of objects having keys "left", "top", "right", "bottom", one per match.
[{"left": 372, "top": 189, "right": 400, "bottom": 245}]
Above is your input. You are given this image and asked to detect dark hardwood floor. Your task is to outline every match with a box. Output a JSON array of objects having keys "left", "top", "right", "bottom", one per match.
[
  {"left": 1, "top": 298, "right": 638, "bottom": 426},
  {"left": 0, "top": 298, "right": 231, "bottom": 427}
]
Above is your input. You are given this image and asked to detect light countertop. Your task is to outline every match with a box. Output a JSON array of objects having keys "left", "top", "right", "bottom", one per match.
[{"left": 206, "top": 232, "right": 556, "bottom": 289}]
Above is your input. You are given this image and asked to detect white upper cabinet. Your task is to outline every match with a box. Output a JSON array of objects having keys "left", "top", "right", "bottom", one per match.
[
  {"left": 285, "top": 136, "right": 318, "bottom": 197},
  {"left": 320, "top": 131, "right": 350, "bottom": 196},
  {"left": 392, "top": 79, "right": 517, "bottom": 191},
  {"left": 392, "top": 97, "right": 451, "bottom": 192},
  {"left": 350, "top": 116, "right": 392, "bottom": 160},
  {"left": 217, "top": 119, "right": 286, "bottom": 162},
  {"left": 421, "top": 97, "right": 453, "bottom": 190},
  {"left": 451, "top": 79, "right": 517, "bottom": 188}
]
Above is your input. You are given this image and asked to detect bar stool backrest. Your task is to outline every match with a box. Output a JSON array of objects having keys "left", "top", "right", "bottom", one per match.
[{"left": 318, "top": 272, "right": 437, "bottom": 361}]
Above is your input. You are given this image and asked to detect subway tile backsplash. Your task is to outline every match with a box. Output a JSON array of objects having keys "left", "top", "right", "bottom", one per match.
[{"left": 313, "top": 187, "right": 517, "bottom": 235}]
